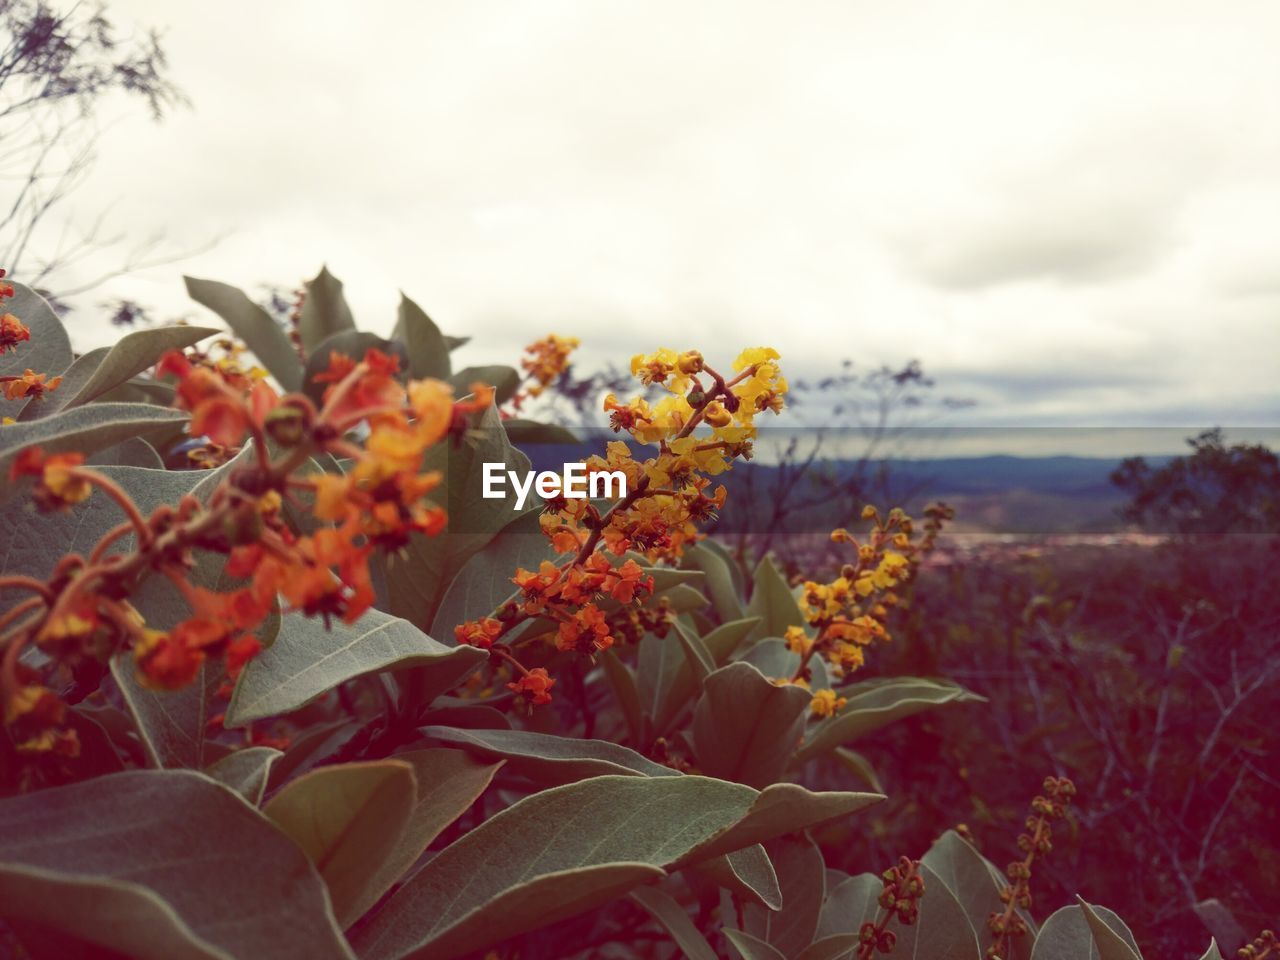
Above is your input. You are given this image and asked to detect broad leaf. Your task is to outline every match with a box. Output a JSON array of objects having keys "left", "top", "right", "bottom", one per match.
[
  {"left": 1077, "top": 898, "right": 1143, "bottom": 960},
  {"left": 429, "top": 507, "right": 564, "bottom": 639},
  {"left": 391, "top": 292, "right": 450, "bottom": 380},
  {"left": 450, "top": 365, "right": 520, "bottom": 405},
  {"left": 41, "top": 324, "right": 219, "bottom": 415},
  {"left": 384, "top": 403, "right": 532, "bottom": 634},
  {"left": 0, "top": 770, "right": 353, "bottom": 960},
  {"left": 0, "top": 403, "right": 189, "bottom": 501},
  {"left": 353, "top": 775, "right": 878, "bottom": 960},
  {"left": 87, "top": 436, "right": 164, "bottom": 468},
  {"left": 599, "top": 649, "right": 648, "bottom": 746},
  {"left": 352, "top": 748, "right": 503, "bottom": 926},
  {"left": 639, "top": 617, "right": 759, "bottom": 738},
  {"left": 17, "top": 346, "right": 108, "bottom": 421},
  {"left": 692, "top": 661, "right": 810, "bottom": 788},
  {"left": 684, "top": 541, "right": 747, "bottom": 621},
  {"left": 816, "top": 864, "right": 980, "bottom": 960},
  {"left": 631, "top": 886, "right": 719, "bottom": 960},
  {"left": 185, "top": 276, "right": 303, "bottom": 392},
  {"left": 796, "top": 677, "right": 983, "bottom": 763},
  {"left": 693, "top": 846, "right": 782, "bottom": 911},
  {"left": 297, "top": 266, "right": 356, "bottom": 353},
  {"left": 265, "top": 759, "right": 417, "bottom": 929},
  {"left": 752, "top": 834, "right": 825, "bottom": 958},
  {"left": 923, "top": 830, "right": 1033, "bottom": 960},
  {"left": 745, "top": 555, "right": 806, "bottom": 642},
  {"left": 205, "top": 747, "right": 281, "bottom": 805},
  {"left": 419, "top": 726, "right": 677, "bottom": 784},
  {"left": 725, "top": 928, "right": 788, "bottom": 960},
  {"left": 226, "top": 607, "right": 486, "bottom": 726},
  {"left": 1031, "top": 903, "right": 1143, "bottom": 960},
  {"left": 0, "top": 283, "right": 72, "bottom": 418}
]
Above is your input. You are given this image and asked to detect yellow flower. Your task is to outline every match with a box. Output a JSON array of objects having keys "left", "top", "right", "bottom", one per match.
[{"left": 810, "top": 688, "right": 847, "bottom": 717}]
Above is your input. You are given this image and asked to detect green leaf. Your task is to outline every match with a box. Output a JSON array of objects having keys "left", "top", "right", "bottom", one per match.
[
  {"left": 302, "top": 329, "right": 408, "bottom": 405},
  {"left": 385, "top": 403, "right": 532, "bottom": 633},
  {"left": 673, "top": 619, "right": 716, "bottom": 688},
  {"left": 725, "top": 928, "right": 787, "bottom": 960},
  {"left": 87, "top": 436, "right": 164, "bottom": 468},
  {"left": 796, "top": 677, "right": 984, "bottom": 764},
  {"left": 684, "top": 541, "right": 746, "bottom": 621},
  {"left": 0, "top": 282, "right": 72, "bottom": 418},
  {"left": 185, "top": 276, "right": 303, "bottom": 392},
  {"left": 0, "top": 770, "right": 354, "bottom": 960},
  {"left": 692, "top": 661, "right": 810, "bottom": 787},
  {"left": 110, "top": 653, "right": 227, "bottom": 769},
  {"left": 745, "top": 555, "right": 806, "bottom": 642},
  {"left": 297, "top": 266, "right": 356, "bottom": 354},
  {"left": 630, "top": 886, "right": 719, "bottom": 960},
  {"left": 1031, "top": 903, "right": 1144, "bottom": 960},
  {"left": 351, "top": 748, "right": 503, "bottom": 926},
  {"left": 226, "top": 607, "right": 486, "bottom": 726},
  {"left": 599, "top": 649, "right": 648, "bottom": 746},
  {"left": 419, "top": 726, "right": 678, "bottom": 784},
  {"left": 265, "top": 759, "right": 417, "bottom": 929},
  {"left": 450, "top": 365, "right": 520, "bottom": 405},
  {"left": 428, "top": 507, "right": 564, "bottom": 640},
  {"left": 672, "top": 782, "right": 881, "bottom": 868},
  {"left": 16, "top": 346, "right": 108, "bottom": 421},
  {"left": 754, "top": 834, "right": 825, "bottom": 958},
  {"left": 391, "top": 292, "right": 450, "bottom": 380},
  {"left": 692, "top": 845, "right": 782, "bottom": 911},
  {"left": 639, "top": 617, "right": 761, "bottom": 738},
  {"left": 922, "top": 830, "right": 1033, "bottom": 960},
  {"left": 815, "top": 873, "right": 879, "bottom": 940},
  {"left": 352, "top": 775, "right": 878, "bottom": 960},
  {"left": 43, "top": 324, "right": 220, "bottom": 415},
  {"left": 204, "top": 747, "right": 281, "bottom": 806},
  {"left": 1077, "top": 898, "right": 1143, "bottom": 960},
  {"left": 0, "top": 403, "right": 190, "bottom": 502},
  {"left": 833, "top": 748, "right": 883, "bottom": 793},
  {"left": 816, "top": 864, "right": 979, "bottom": 960},
  {"left": 501, "top": 418, "right": 581, "bottom": 445},
  {"left": 794, "top": 934, "right": 864, "bottom": 960}
]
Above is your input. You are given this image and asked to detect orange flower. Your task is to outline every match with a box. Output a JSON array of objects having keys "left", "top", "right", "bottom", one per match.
[
  {"left": 2, "top": 369, "right": 62, "bottom": 400},
  {"left": 226, "top": 635, "right": 262, "bottom": 681},
  {"left": 456, "top": 617, "right": 503, "bottom": 649},
  {"left": 556, "top": 603, "right": 612, "bottom": 654},
  {"left": 9, "top": 448, "right": 91, "bottom": 511},
  {"left": 508, "top": 667, "right": 555, "bottom": 706},
  {"left": 134, "top": 628, "right": 205, "bottom": 690},
  {"left": 0, "top": 312, "right": 30, "bottom": 354}
]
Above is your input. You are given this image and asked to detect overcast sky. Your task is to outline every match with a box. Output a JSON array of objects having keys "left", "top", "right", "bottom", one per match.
[{"left": 44, "top": 0, "right": 1280, "bottom": 442}]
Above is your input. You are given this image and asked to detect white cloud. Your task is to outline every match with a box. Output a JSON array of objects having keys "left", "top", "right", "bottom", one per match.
[{"left": 26, "top": 0, "right": 1280, "bottom": 435}]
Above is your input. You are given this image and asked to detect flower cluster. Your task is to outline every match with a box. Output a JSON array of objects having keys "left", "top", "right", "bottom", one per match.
[
  {"left": 0, "top": 269, "right": 25, "bottom": 355},
  {"left": 858, "top": 856, "right": 925, "bottom": 958},
  {"left": 0, "top": 270, "right": 62, "bottom": 403},
  {"left": 2, "top": 343, "right": 472, "bottom": 759},
  {"left": 783, "top": 503, "right": 953, "bottom": 712},
  {"left": 519, "top": 334, "right": 579, "bottom": 398},
  {"left": 453, "top": 345, "right": 786, "bottom": 709},
  {"left": 986, "top": 776, "right": 1077, "bottom": 960},
  {"left": 1239, "top": 930, "right": 1278, "bottom": 960}
]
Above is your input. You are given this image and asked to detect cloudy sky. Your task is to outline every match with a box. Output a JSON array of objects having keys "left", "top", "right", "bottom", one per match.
[{"left": 37, "top": 0, "right": 1280, "bottom": 442}]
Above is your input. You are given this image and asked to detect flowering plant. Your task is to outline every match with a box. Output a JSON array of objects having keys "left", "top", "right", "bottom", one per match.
[{"left": 0, "top": 268, "right": 1241, "bottom": 960}]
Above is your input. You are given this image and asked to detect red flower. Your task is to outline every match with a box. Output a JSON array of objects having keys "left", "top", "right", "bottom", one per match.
[
  {"left": 456, "top": 617, "right": 503, "bottom": 649},
  {"left": 0, "top": 312, "right": 30, "bottom": 354},
  {"left": 508, "top": 667, "right": 555, "bottom": 706}
]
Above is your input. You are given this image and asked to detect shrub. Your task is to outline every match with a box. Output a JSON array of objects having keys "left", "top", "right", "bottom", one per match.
[{"left": 0, "top": 267, "right": 1255, "bottom": 959}]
